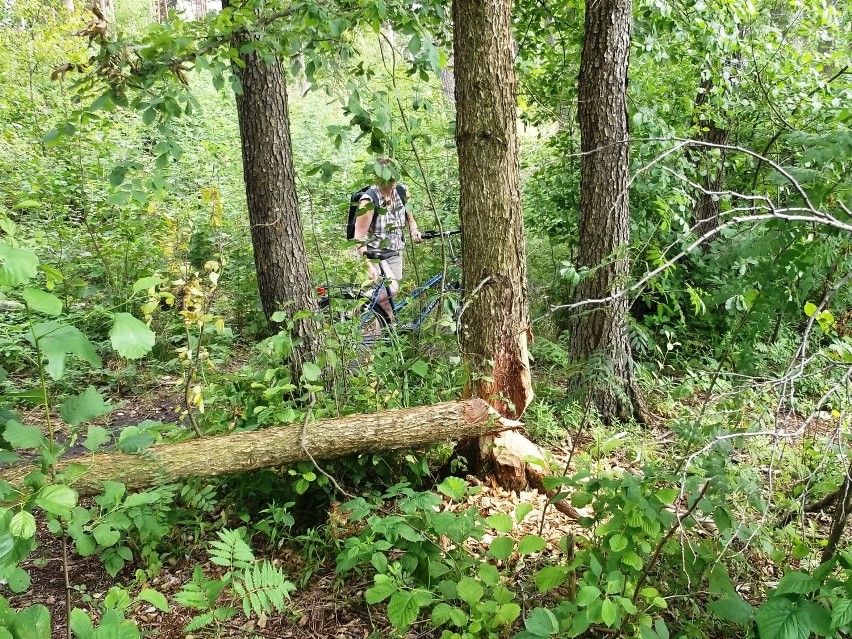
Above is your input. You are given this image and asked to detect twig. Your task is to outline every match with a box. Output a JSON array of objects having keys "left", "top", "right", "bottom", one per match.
[{"left": 300, "top": 393, "right": 355, "bottom": 500}]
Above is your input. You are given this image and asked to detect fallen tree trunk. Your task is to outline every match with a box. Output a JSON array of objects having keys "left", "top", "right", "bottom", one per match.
[{"left": 3, "top": 400, "right": 512, "bottom": 496}]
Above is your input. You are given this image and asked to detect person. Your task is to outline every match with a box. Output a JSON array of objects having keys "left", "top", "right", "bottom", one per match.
[{"left": 352, "top": 158, "right": 422, "bottom": 319}]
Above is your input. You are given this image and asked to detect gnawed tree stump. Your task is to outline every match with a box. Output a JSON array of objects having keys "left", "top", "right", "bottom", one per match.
[{"left": 2, "top": 399, "right": 513, "bottom": 496}]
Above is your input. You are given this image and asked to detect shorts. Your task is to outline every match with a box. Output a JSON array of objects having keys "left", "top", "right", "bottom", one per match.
[{"left": 380, "top": 253, "right": 404, "bottom": 294}]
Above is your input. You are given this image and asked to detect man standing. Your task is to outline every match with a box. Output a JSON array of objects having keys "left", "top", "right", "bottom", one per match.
[{"left": 352, "top": 158, "right": 422, "bottom": 318}]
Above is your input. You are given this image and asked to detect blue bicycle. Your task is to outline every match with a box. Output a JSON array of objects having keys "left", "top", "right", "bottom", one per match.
[{"left": 318, "top": 229, "right": 461, "bottom": 342}]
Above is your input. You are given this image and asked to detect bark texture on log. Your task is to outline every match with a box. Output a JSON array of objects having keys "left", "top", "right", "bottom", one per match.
[{"left": 2, "top": 400, "right": 507, "bottom": 496}]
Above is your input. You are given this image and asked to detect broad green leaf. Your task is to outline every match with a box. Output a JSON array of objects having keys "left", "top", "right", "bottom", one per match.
[
  {"left": 609, "top": 533, "right": 628, "bottom": 552},
  {"left": 832, "top": 598, "right": 852, "bottom": 629},
  {"left": 410, "top": 360, "right": 428, "bottom": 377},
  {"left": 131, "top": 276, "right": 164, "bottom": 294},
  {"left": 137, "top": 588, "right": 170, "bottom": 612},
  {"left": 496, "top": 602, "right": 521, "bottom": 625},
  {"left": 109, "top": 313, "right": 155, "bottom": 359},
  {"left": 518, "top": 534, "right": 546, "bottom": 555},
  {"left": 3, "top": 420, "right": 44, "bottom": 449},
  {"left": 387, "top": 590, "right": 419, "bottom": 629},
  {"left": 775, "top": 570, "right": 820, "bottom": 596},
  {"left": 431, "top": 602, "right": 453, "bottom": 626},
  {"left": 10, "top": 604, "right": 51, "bottom": 639},
  {"left": 437, "top": 476, "right": 467, "bottom": 501},
  {"left": 478, "top": 562, "right": 499, "bottom": 587},
  {"left": 709, "top": 594, "right": 754, "bottom": 623},
  {"left": 656, "top": 488, "right": 678, "bottom": 504},
  {"left": 709, "top": 563, "right": 735, "bottom": 595},
  {"left": 485, "top": 512, "right": 514, "bottom": 533},
  {"left": 0, "top": 244, "right": 38, "bottom": 287},
  {"left": 33, "top": 322, "right": 102, "bottom": 380},
  {"left": 35, "top": 484, "right": 78, "bottom": 516},
  {"left": 365, "top": 574, "right": 396, "bottom": 604},
  {"left": 3, "top": 566, "right": 30, "bottom": 593},
  {"left": 487, "top": 536, "right": 514, "bottom": 560},
  {"left": 576, "top": 585, "right": 602, "bottom": 607},
  {"left": 83, "top": 426, "right": 111, "bottom": 452},
  {"left": 60, "top": 386, "right": 112, "bottom": 426},
  {"left": 93, "top": 524, "right": 120, "bottom": 547},
  {"left": 524, "top": 607, "right": 559, "bottom": 636},
  {"left": 69, "top": 608, "right": 95, "bottom": 639},
  {"left": 9, "top": 511, "right": 36, "bottom": 539},
  {"left": 301, "top": 361, "right": 322, "bottom": 382},
  {"left": 22, "top": 289, "right": 62, "bottom": 316},
  {"left": 601, "top": 598, "right": 618, "bottom": 626},
  {"left": 756, "top": 598, "right": 812, "bottom": 639},
  {"left": 13, "top": 200, "right": 40, "bottom": 210},
  {"left": 800, "top": 600, "right": 831, "bottom": 636},
  {"left": 535, "top": 565, "right": 567, "bottom": 592},
  {"left": 515, "top": 503, "right": 534, "bottom": 522},
  {"left": 804, "top": 302, "right": 818, "bottom": 317},
  {"left": 456, "top": 577, "right": 483, "bottom": 605}
]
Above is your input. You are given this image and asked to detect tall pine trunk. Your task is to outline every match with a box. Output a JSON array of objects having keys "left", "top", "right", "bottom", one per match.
[
  {"left": 454, "top": 0, "right": 532, "bottom": 421},
  {"left": 568, "top": 0, "right": 649, "bottom": 424},
  {"left": 227, "top": 4, "right": 319, "bottom": 371}
]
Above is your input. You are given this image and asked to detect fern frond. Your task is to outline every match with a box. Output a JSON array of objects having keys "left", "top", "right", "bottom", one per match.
[{"left": 209, "top": 528, "right": 255, "bottom": 570}]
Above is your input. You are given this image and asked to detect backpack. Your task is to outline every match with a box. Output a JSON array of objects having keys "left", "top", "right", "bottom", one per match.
[{"left": 346, "top": 183, "right": 408, "bottom": 240}]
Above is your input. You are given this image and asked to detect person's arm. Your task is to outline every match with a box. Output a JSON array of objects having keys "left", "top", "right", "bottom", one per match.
[
  {"left": 354, "top": 196, "right": 380, "bottom": 280},
  {"left": 353, "top": 196, "right": 375, "bottom": 258},
  {"left": 403, "top": 187, "right": 422, "bottom": 242}
]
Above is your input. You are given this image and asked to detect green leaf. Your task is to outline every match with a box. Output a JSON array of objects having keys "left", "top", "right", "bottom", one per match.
[
  {"left": 3, "top": 566, "right": 30, "bottom": 593},
  {"left": 83, "top": 426, "right": 111, "bottom": 452},
  {"left": 456, "top": 577, "right": 484, "bottom": 605},
  {"left": 366, "top": 574, "right": 396, "bottom": 604},
  {"left": 0, "top": 244, "right": 39, "bottom": 287},
  {"left": 487, "top": 536, "right": 514, "bottom": 560},
  {"left": 756, "top": 598, "right": 812, "bottom": 639},
  {"left": 801, "top": 600, "right": 831, "bottom": 636},
  {"left": 3, "top": 420, "right": 44, "bottom": 449},
  {"left": 535, "top": 565, "right": 567, "bottom": 592},
  {"left": 656, "top": 488, "right": 678, "bottom": 504},
  {"left": 524, "top": 607, "right": 559, "bottom": 636},
  {"left": 10, "top": 604, "right": 51, "bottom": 639},
  {"left": 437, "top": 476, "right": 467, "bottom": 501},
  {"left": 34, "top": 322, "right": 102, "bottom": 380},
  {"left": 576, "top": 585, "right": 601, "bottom": 607},
  {"left": 301, "top": 361, "right": 322, "bottom": 382},
  {"left": 93, "top": 524, "right": 120, "bottom": 547},
  {"left": 22, "top": 289, "right": 62, "bottom": 316},
  {"left": 516, "top": 503, "right": 534, "bottom": 522},
  {"left": 486, "top": 512, "right": 514, "bottom": 533},
  {"left": 775, "top": 570, "right": 820, "bottom": 596},
  {"left": 35, "top": 484, "right": 78, "bottom": 516},
  {"left": 832, "top": 598, "right": 852, "bottom": 629},
  {"left": 9, "top": 511, "right": 36, "bottom": 539},
  {"left": 60, "top": 386, "right": 112, "bottom": 426},
  {"left": 496, "top": 602, "right": 521, "bottom": 626},
  {"left": 387, "top": 590, "right": 419, "bottom": 629},
  {"left": 804, "top": 302, "right": 818, "bottom": 317},
  {"left": 137, "top": 588, "right": 170, "bottom": 612},
  {"left": 410, "top": 360, "right": 428, "bottom": 377},
  {"left": 709, "top": 562, "right": 735, "bottom": 596},
  {"left": 709, "top": 594, "right": 755, "bottom": 623},
  {"left": 270, "top": 310, "right": 287, "bottom": 322},
  {"left": 70, "top": 608, "right": 95, "bottom": 639},
  {"left": 609, "top": 533, "right": 628, "bottom": 552},
  {"left": 478, "top": 562, "right": 500, "bottom": 586},
  {"left": 518, "top": 534, "right": 546, "bottom": 555},
  {"left": 14, "top": 200, "right": 41, "bottom": 210},
  {"left": 601, "top": 598, "right": 618, "bottom": 626},
  {"left": 109, "top": 313, "right": 155, "bottom": 359},
  {"left": 131, "top": 276, "right": 164, "bottom": 294}
]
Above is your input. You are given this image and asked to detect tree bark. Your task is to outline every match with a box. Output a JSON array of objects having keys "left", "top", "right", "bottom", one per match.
[
  {"left": 568, "top": 0, "right": 649, "bottom": 424},
  {"left": 691, "top": 78, "right": 728, "bottom": 238},
  {"left": 3, "top": 401, "right": 511, "bottom": 496},
  {"left": 453, "top": 0, "right": 533, "bottom": 422},
  {"left": 228, "top": 3, "right": 320, "bottom": 369}
]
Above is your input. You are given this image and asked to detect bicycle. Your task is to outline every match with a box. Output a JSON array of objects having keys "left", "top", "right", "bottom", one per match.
[{"left": 318, "top": 229, "right": 462, "bottom": 343}]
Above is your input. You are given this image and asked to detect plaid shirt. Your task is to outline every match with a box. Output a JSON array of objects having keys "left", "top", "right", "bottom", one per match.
[{"left": 361, "top": 186, "right": 407, "bottom": 252}]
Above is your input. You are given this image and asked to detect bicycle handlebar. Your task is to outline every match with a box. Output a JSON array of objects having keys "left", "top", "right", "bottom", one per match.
[{"left": 421, "top": 229, "right": 461, "bottom": 240}]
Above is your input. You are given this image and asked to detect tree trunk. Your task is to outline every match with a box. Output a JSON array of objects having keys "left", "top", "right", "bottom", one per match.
[
  {"left": 453, "top": 0, "right": 533, "bottom": 422},
  {"left": 3, "top": 401, "right": 511, "bottom": 496},
  {"left": 228, "top": 4, "right": 320, "bottom": 370},
  {"left": 568, "top": 0, "right": 649, "bottom": 424},
  {"left": 691, "top": 78, "right": 728, "bottom": 238}
]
